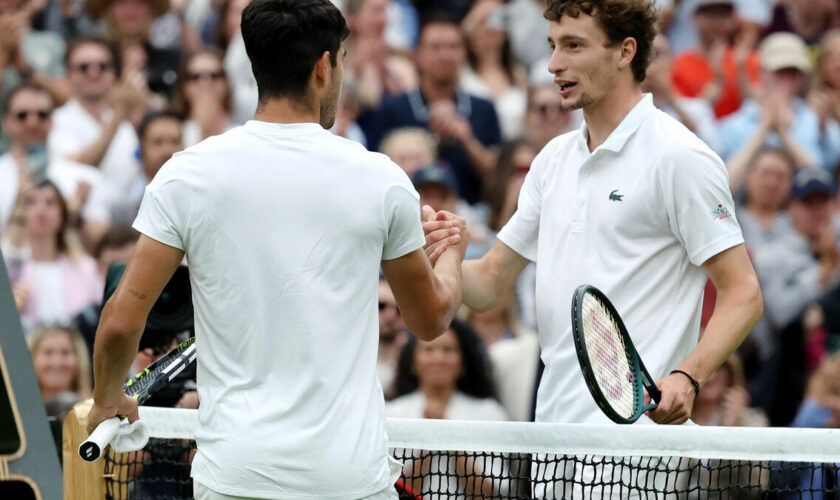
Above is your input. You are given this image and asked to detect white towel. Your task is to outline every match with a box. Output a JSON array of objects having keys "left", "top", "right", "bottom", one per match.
[{"left": 110, "top": 418, "right": 150, "bottom": 453}]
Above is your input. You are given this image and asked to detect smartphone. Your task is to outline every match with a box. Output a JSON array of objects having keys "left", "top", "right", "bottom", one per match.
[{"left": 25, "top": 144, "right": 48, "bottom": 184}]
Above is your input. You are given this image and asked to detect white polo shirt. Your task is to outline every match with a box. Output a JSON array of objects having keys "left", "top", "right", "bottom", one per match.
[
  {"left": 498, "top": 94, "right": 743, "bottom": 424},
  {"left": 133, "top": 121, "right": 423, "bottom": 499}
]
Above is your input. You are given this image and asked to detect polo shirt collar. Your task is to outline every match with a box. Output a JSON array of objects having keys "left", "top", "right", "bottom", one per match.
[{"left": 577, "top": 93, "right": 655, "bottom": 154}]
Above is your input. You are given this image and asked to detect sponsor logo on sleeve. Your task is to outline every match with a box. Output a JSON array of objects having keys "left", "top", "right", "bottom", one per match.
[{"left": 712, "top": 204, "right": 732, "bottom": 220}]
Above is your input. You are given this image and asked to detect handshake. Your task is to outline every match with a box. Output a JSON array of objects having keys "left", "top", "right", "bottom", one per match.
[{"left": 421, "top": 205, "right": 468, "bottom": 265}]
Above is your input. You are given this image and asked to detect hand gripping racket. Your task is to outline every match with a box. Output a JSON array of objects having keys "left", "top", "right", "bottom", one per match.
[
  {"left": 572, "top": 285, "right": 661, "bottom": 424},
  {"left": 79, "top": 337, "right": 196, "bottom": 462}
]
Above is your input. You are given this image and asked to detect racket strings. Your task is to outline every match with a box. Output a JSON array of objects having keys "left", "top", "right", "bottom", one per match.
[{"left": 581, "top": 294, "right": 636, "bottom": 419}]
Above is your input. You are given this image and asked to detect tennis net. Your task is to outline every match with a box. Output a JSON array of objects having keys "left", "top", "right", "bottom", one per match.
[{"left": 91, "top": 407, "right": 840, "bottom": 499}]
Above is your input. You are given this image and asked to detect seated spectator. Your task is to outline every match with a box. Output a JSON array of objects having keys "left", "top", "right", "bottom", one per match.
[
  {"left": 377, "top": 277, "right": 407, "bottom": 400},
  {"left": 764, "top": 0, "right": 839, "bottom": 49},
  {"left": 720, "top": 33, "right": 840, "bottom": 172},
  {"left": 387, "top": 318, "right": 508, "bottom": 497},
  {"left": 27, "top": 324, "right": 92, "bottom": 415},
  {"left": 522, "top": 83, "right": 579, "bottom": 150},
  {"left": 0, "top": 83, "right": 111, "bottom": 247},
  {"left": 412, "top": 163, "right": 460, "bottom": 215},
  {"left": 731, "top": 148, "right": 795, "bottom": 253},
  {"left": 807, "top": 30, "right": 840, "bottom": 144},
  {"left": 344, "top": 0, "right": 416, "bottom": 111},
  {"left": 0, "top": 0, "right": 69, "bottom": 105},
  {"left": 4, "top": 181, "right": 103, "bottom": 334},
  {"left": 47, "top": 35, "right": 146, "bottom": 224},
  {"left": 364, "top": 12, "right": 501, "bottom": 205},
  {"left": 460, "top": 0, "right": 527, "bottom": 140},
  {"left": 488, "top": 325, "right": 540, "bottom": 422},
  {"left": 693, "top": 354, "right": 769, "bottom": 426},
  {"left": 122, "top": 110, "right": 184, "bottom": 233},
  {"left": 84, "top": 0, "right": 181, "bottom": 99},
  {"left": 172, "top": 49, "right": 235, "bottom": 147},
  {"left": 671, "top": 0, "right": 761, "bottom": 119},
  {"left": 643, "top": 33, "right": 720, "bottom": 153},
  {"left": 379, "top": 127, "right": 438, "bottom": 179}
]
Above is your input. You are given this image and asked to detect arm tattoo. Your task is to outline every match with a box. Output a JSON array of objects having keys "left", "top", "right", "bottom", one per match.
[{"left": 128, "top": 288, "right": 147, "bottom": 300}]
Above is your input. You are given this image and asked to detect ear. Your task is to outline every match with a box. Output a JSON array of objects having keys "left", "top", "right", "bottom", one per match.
[
  {"left": 617, "top": 37, "right": 638, "bottom": 71},
  {"left": 313, "top": 51, "right": 332, "bottom": 88}
]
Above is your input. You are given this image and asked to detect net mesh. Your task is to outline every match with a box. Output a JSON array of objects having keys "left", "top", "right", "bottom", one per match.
[
  {"left": 99, "top": 408, "right": 840, "bottom": 500},
  {"left": 581, "top": 293, "right": 635, "bottom": 419}
]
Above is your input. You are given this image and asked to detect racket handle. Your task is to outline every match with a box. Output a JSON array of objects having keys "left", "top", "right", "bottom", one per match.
[{"left": 79, "top": 417, "right": 121, "bottom": 462}]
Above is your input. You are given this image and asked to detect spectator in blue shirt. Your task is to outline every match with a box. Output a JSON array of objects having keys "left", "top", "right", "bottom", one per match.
[
  {"left": 361, "top": 12, "right": 502, "bottom": 205},
  {"left": 719, "top": 32, "right": 840, "bottom": 172}
]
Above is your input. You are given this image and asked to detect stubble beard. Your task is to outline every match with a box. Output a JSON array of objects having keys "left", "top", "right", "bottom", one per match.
[{"left": 319, "top": 79, "right": 342, "bottom": 129}]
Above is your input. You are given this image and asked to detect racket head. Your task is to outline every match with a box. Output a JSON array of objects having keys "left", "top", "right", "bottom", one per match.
[
  {"left": 124, "top": 336, "right": 196, "bottom": 404},
  {"left": 571, "top": 285, "right": 657, "bottom": 424}
]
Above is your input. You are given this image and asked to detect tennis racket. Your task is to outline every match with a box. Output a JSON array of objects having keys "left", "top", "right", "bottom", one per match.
[
  {"left": 79, "top": 336, "right": 197, "bottom": 462},
  {"left": 571, "top": 285, "right": 661, "bottom": 424}
]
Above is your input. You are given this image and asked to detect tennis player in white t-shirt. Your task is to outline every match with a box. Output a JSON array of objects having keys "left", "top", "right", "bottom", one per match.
[
  {"left": 426, "top": 0, "right": 763, "bottom": 426},
  {"left": 86, "top": 1, "right": 468, "bottom": 499}
]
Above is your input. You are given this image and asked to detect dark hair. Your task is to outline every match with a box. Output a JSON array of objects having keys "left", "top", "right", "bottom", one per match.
[
  {"left": 544, "top": 0, "right": 657, "bottom": 83},
  {"left": 485, "top": 139, "right": 533, "bottom": 231},
  {"left": 240, "top": 0, "right": 350, "bottom": 103},
  {"left": 463, "top": 4, "right": 517, "bottom": 85},
  {"left": 418, "top": 11, "right": 463, "bottom": 47},
  {"left": 172, "top": 49, "right": 233, "bottom": 118},
  {"left": 3, "top": 82, "right": 54, "bottom": 117},
  {"left": 393, "top": 319, "right": 498, "bottom": 400},
  {"left": 94, "top": 226, "right": 140, "bottom": 259},
  {"left": 65, "top": 35, "right": 122, "bottom": 78},
  {"left": 137, "top": 110, "right": 183, "bottom": 141}
]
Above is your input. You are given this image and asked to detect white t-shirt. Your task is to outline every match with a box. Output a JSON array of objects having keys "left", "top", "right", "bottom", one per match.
[
  {"left": 0, "top": 154, "right": 18, "bottom": 235},
  {"left": 498, "top": 94, "right": 743, "bottom": 425},
  {"left": 47, "top": 99, "right": 142, "bottom": 207},
  {"left": 133, "top": 121, "right": 425, "bottom": 499}
]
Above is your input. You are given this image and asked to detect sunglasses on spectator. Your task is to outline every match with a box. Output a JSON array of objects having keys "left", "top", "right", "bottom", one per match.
[
  {"left": 533, "top": 103, "right": 564, "bottom": 115},
  {"left": 379, "top": 301, "right": 400, "bottom": 316},
  {"left": 14, "top": 109, "right": 50, "bottom": 122},
  {"left": 72, "top": 61, "right": 114, "bottom": 74},
  {"left": 186, "top": 71, "right": 225, "bottom": 83}
]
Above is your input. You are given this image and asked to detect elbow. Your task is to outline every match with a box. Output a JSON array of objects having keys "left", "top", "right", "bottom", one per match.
[
  {"left": 405, "top": 297, "right": 457, "bottom": 342},
  {"left": 746, "top": 275, "right": 764, "bottom": 328},
  {"left": 96, "top": 301, "right": 143, "bottom": 346},
  {"left": 410, "top": 320, "right": 449, "bottom": 342}
]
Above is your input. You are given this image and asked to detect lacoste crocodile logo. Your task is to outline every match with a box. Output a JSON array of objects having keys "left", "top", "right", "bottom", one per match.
[{"left": 609, "top": 189, "right": 623, "bottom": 202}]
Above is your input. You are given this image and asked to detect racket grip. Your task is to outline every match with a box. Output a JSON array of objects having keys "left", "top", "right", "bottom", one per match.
[
  {"left": 647, "top": 383, "right": 662, "bottom": 403},
  {"left": 79, "top": 417, "right": 121, "bottom": 462}
]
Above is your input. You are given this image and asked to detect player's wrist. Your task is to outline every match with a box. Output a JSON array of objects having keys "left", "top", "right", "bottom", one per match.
[{"left": 670, "top": 369, "right": 700, "bottom": 397}]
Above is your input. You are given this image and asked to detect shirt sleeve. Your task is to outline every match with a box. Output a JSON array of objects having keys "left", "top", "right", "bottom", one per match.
[
  {"left": 661, "top": 146, "right": 744, "bottom": 266},
  {"left": 381, "top": 183, "right": 425, "bottom": 261},
  {"left": 496, "top": 150, "right": 546, "bottom": 262},
  {"left": 132, "top": 174, "right": 190, "bottom": 251}
]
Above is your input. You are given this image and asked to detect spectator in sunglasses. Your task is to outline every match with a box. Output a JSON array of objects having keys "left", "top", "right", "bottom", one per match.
[
  {"left": 522, "top": 83, "right": 578, "bottom": 150},
  {"left": 47, "top": 35, "right": 147, "bottom": 225},
  {"left": 0, "top": 83, "right": 111, "bottom": 248},
  {"left": 172, "top": 49, "right": 234, "bottom": 147}
]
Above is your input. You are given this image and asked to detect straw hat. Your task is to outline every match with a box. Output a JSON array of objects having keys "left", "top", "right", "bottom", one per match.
[{"left": 84, "top": 0, "right": 171, "bottom": 20}]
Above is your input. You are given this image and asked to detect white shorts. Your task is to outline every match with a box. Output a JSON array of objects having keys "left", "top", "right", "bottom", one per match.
[{"left": 193, "top": 481, "right": 399, "bottom": 500}]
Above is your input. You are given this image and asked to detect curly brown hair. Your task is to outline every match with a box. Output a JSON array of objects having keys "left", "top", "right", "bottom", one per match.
[{"left": 544, "top": 0, "right": 658, "bottom": 83}]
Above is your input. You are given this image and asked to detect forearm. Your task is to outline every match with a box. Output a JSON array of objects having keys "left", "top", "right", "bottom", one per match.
[
  {"left": 726, "top": 125, "right": 767, "bottom": 191},
  {"left": 69, "top": 116, "right": 122, "bottom": 167},
  {"left": 779, "top": 130, "right": 819, "bottom": 169},
  {"left": 461, "top": 259, "right": 500, "bottom": 311},
  {"left": 677, "top": 280, "right": 762, "bottom": 385},
  {"left": 461, "top": 136, "right": 499, "bottom": 178},
  {"left": 431, "top": 248, "right": 464, "bottom": 330},
  {"left": 92, "top": 305, "right": 143, "bottom": 407}
]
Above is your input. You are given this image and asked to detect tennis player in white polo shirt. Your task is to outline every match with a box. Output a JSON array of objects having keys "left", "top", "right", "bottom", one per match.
[
  {"left": 425, "top": 0, "right": 763, "bottom": 426},
  {"left": 86, "top": 1, "right": 468, "bottom": 499}
]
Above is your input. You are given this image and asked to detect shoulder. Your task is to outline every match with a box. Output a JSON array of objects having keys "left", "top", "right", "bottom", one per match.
[
  {"left": 380, "top": 92, "right": 412, "bottom": 112},
  {"left": 645, "top": 110, "right": 723, "bottom": 169}
]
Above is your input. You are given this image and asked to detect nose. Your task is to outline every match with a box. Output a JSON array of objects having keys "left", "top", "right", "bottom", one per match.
[{"left": 547, "top": 48, "right": 567, "bottom": 75}]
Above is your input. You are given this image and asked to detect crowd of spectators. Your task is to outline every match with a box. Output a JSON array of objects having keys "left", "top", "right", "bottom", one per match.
[{"left": 2, "top": 0, "right": 840, "bottom": 448}]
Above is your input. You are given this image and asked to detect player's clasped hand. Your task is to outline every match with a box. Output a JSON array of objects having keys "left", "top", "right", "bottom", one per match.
[
  {"left": 86, "top": 394, "right": 140, "bottom": 435},
  {"left": 421, "top": 205, "right": 467, "bottom": 265},
  {"left": 644, "top": 373, "right": 697, "bottom": 425}
]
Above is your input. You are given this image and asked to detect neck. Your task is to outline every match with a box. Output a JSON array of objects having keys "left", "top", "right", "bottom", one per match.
[
  {"left": 30, "top": 236, "right": 59, "bottom": 261},
  {"left": 253, "top": 97, "right": 319, "bottom": 124},
  {"left": 470, "top": 316, "right": 507, "bottom": 346},
  {"left": 746, "top": 203, "right": 778, "bottom": 224},
  {"left": 420, "top": 76, "right": 458, "bottom": 102},
  {"left": 420, "top": 382, "right": 455, "bottom": 403},
  {"left": 40, "top": 387, "right": 64, "bottom": 404},
  {"left": 475, "top": 50, "right": 503, "bottom": 72},
  {"left": 78, "top": 97, "right": 108, "bottom": 119},
  {"left": 582, "top": 83, "right": 643, "bottom": 151}
]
